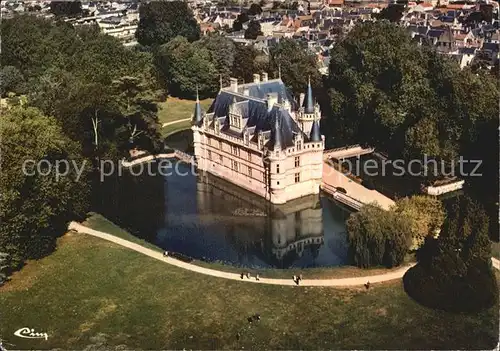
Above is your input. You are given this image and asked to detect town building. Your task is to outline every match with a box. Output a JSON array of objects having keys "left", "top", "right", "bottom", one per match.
[{"left": 192, "top": 73, "right": 325, "bottom": 204}]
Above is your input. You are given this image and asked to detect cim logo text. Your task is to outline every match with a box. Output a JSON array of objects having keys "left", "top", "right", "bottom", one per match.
[{"left": 14, "top": 327, "right": 48, "bottom": 340}]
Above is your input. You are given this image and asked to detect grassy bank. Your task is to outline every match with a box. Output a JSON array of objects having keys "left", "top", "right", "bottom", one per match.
[
  {"left": 1, "top": 232, "right": 497, "bottom": 350},
  {"left": 82, "top": 214, "right": 407, "bottom": 279},
  {"left": 158, "top": 97, "right": 213, "bottom": 125}
]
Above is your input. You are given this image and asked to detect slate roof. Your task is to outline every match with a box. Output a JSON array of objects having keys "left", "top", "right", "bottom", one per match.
[{"left": 206, "top": 80, "right": 307, "bottom": 149}]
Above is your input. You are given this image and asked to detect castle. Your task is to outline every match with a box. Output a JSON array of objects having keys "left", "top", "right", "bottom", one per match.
[{"left": 192, "top": 73, "right": 325, "bottom": 204}]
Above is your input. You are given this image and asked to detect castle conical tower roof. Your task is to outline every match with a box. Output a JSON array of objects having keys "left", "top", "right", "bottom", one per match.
[
  {"left": 272, "top": 116, "right": 283, "bottom": 150},
  {"left": 310, "top": 119, "right": 321, "bottom": 142},
  {"left": 304, "top": 77, "right": 314, "bottom": 114},
  {"left": 193, "top": 87, "right": 203, "bottom": 125}
]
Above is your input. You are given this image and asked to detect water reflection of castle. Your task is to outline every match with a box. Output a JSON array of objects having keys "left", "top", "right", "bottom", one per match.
[{"left": 196, "top": 172, "right": 324, "bottom": 268}]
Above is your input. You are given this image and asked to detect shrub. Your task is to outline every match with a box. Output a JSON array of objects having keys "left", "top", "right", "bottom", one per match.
[
  {"left": 403, "top": 197, "right": 498, "bottom": 312},
  {"left": 346, "top": 205, "right": 412, "bottom": 268},
  {"left": 403, "top": 258, "right": 498, "bottom": 313},
  {"left": 395, "top": 195, "right": 445, "bottom": 250}
]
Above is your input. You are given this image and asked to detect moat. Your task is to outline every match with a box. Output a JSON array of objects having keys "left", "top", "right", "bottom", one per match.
[
  {"left": 153, "top": 161, "right": 351, "bottom": 269},
  {"left": 99, "top": 130, "right": 352, "bottom": 269}
]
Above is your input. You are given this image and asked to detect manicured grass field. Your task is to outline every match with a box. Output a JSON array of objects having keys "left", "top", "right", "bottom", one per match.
[
  {"left": 158, "top": 97, "right": 213, "bottom": 125},
  {"left": 1, "top": 227, "right": 497, "bottom": 349}
]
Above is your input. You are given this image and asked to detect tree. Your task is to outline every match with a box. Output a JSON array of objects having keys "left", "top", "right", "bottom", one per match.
[
  {"left": 112, "top": 76, "right": 162, "bottom": 151},
  {"left": 248, "top": 3, "right": 263, "bottom": 15},
  {"left": 233, "top": 12, "right": 249, "bottom": 31},
  {"left": 197, "top": 36, "right": 236, "bottom": 88},
  {"left": 376, "top": 4, "right": 405, "bottom": 22},
  {"left": 232, "top": 44, "right": 261, "bottom": 83},
  {"left": 49, "top": 1, "right": 82, "bottom": 17},
  {"left": 244, "top": 20, "right": 263, "bottom": 39},
  {"left": 403, "top": 197, "right": 497, "bottom": 312},
  {"left": 346, "top": 205, "right": 412, "bottom": 268},
  {"left": 136, "top": 1, "right": 200, "bottom": 47},
  {"left": 0, "top": 65, "right": 24, "bottom": 97},
  {"left": 157, "top": 36, "right": 218, "bottom": 98},
  {"left": 269, "top": 39, "right": 321, "bottom": 95},
  {"left": 0, "top": 107, "right": 91, "bottom": 273},
  {"left": 394, "top": 195, "right": 445, "bottom": 250}
]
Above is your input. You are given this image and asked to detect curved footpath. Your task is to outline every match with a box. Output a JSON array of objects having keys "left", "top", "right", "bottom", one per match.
[
  {"left": 68, "top": 222, "right": 500, "bottom": 287},
  {"left": 162, "top": 117, "right": 191, "bottom": 128}
]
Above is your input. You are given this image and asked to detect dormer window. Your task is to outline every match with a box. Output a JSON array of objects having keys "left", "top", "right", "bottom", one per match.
[{"left": 230, "top": 113, "right": 241, "bottom": 129}]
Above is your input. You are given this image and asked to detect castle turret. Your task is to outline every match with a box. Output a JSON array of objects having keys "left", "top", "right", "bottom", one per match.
[{"left": 297, "top": 77, "right": 320, "bottom": 136}]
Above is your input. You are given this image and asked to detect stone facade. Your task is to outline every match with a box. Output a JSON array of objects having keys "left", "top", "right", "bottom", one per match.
[{"left": 192, "top": 73, "right": 325, "bottom": 204}]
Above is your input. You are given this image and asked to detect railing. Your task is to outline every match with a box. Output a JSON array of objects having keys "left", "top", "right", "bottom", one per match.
[
  {"left": 120, "top": 150, "right": 195, "bottom": 168},
  {"left": 320, "top": 183, "right": 364, "bottom": 211},
  {"left": 174, "top": 150, "right": 196, "bottom": 165}
]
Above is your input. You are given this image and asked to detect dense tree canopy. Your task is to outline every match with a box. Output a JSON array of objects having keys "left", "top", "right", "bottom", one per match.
[
  {"left": 244, "top": 20, "right": 263, "bottom": 39},
  {"left": 326, "top": 21, "right": 498, "bottom": 161},
  {"left": 197, "top": 35, "right": 236, "bottom": 88},
  {"left": 232, "top": 44, "right": 267, "bottom": 83},
  {"left": 136, "top": 1, "right": 200, "bottom": 47},
  {"left": 49, "top": 1, "right": 82, "bottom": 17},
  {"left": 248, "top": 3, "right": 263, "bottom": 15},
  {"left": 1, "top": 16, "right": 162, "bottom": 158},
  {"left": 325, "top": 21, "right": 498, "bottom": 237},
  {"left": 375, "top": 4, "right": 405, "bottom": 22},
  {"left": 157, "top": 36, "right": 219, "bottom": 98},
  {"left": 0, "top": 66, "right": 25, "bottom": 97},
  {"left": 269, "top": 39, "right": 321, "bottom": 95},
  {"left": 0, "top": 15, "right": 163, "bottom": 279},
  {"left": 233, "top": 12, "right": 250, "bottom": 31},
  {"left": 0, "top": 107, "right": 90, "bottom": 273}
]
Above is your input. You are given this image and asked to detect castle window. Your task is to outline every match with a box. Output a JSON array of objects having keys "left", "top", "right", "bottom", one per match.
[
  {"left": 248, "top": 167, "right": 252, "bottom": 178},
  {"left": 219, "top": 154, "right": 223, "bottom": 163},
  {"left": 295, "top": 156, "right": 300, "bottom": 168},
  {"left": 208, "top": 150, "right": 212, "bottom": 160},
  {"left": 295, "top": 172, "right": 300, "bottom": 183},
  {"left": 247, "top": 151, "right": 251, "bottom": 161},
  {"left": 232, "top": 160, "right": 239, "bottom": 172},
  {"left": 276, "top": 164, "right": 280, "bottom": 174},
  {"left": 218, "top": 140, "right": 222, "bottom": 150},
  {"left": 231, "top": 145, "right": 240, "bottom": 157},
  {"left": 208, "top": 138, "right": 211, "bottom": 146}
]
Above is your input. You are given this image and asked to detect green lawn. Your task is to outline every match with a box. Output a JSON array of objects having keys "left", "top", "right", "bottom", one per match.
[
  {"left": 1, "top": 229, "right": 497, "bottom": 350},
  {"left": 158, "top": 97, "right": 213, "bottom": 125},
  {"left": 83, "top": 213, "right": 162, "bottom": 253}
]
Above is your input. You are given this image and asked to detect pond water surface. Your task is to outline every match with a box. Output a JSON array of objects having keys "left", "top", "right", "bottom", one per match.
[{"left": 154, "top": 161, "right": 351, "bottom": 269}]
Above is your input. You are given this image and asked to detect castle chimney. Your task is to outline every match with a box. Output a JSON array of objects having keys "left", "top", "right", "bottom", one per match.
[
  {"left": 230, "top": 78, "right": 238, "bottom": 92},
  {"left": 243, "top": 88, "right": 250, "bottom": 96},
  {"left": 253, "top": 73, "right": 260, "bottom": 83},
  {"left": 262, "top": 72, "right": 268, "bottom": 82},
  {"left": 299, "top": 93, "right": 305, "bottom": 108},
  {"left": 267, "top": 93, "right": 278, "bottom": 110}
]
